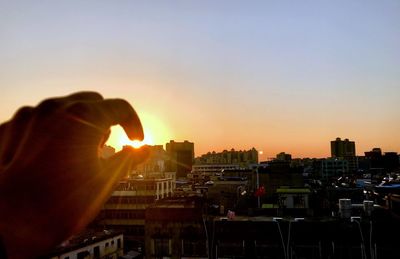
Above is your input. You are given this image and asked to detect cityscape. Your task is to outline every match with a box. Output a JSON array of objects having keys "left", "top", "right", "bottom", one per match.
[
  {"left": 1, "top": 1, "right": 400, "bottom": 259},
  {"left": 43, "top": 137, "right": 400, "bottom": 259}
]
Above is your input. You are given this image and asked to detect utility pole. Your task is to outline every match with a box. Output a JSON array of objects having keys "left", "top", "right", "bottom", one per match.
[{"left": 256, "top": 167, "right": 260, "bottom": 208}]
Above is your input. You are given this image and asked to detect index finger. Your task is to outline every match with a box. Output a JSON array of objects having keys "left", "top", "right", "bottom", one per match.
[{"left": 96, "top": 99, "right": 144, "bottom": 141}]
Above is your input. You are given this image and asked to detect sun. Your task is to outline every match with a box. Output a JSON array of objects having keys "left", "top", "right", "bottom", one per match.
[
  {"left": 105, "top": 125, "right": 154, "bottom": 151},
  {"left": 105, "top": 112, "right": 170, "bottom": 151},
  {"left": 129, "top": 140, "right": 147, "bottom": 149},
  {"left": 121, "top": 135, "right": 154, "bottom": 149}
]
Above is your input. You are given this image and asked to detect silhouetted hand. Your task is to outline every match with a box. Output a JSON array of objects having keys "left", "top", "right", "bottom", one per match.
[{"left": 0, "top": 92, "right": 149, "bottom": 258}]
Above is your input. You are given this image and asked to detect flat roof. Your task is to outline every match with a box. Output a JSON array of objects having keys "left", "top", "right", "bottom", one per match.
[{"left": 276, "top": 188, "right": 311, "bottom": 194}]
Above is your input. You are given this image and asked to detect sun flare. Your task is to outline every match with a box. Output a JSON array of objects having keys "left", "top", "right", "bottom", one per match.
[
  {"left": 121, "top": 136, "right": 153, "bottom": 149},
  {"left": 105, "top": 112, "right": 170, "bottom": 151},
  {"left": 105, "top": 125, "right": 154, "bottom": 151}
]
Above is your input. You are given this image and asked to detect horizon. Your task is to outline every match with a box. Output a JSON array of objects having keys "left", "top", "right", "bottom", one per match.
[
  {"left": 105, "top": 135, "right": 397, "bottom": 160},
  {"left": 1, "top": 1, "right": 399, "bottom": 159}
]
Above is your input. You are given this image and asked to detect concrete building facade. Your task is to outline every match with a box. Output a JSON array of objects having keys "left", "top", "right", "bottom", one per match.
[
  {"left": 144, "top": 198, "right": 206, "bottom": 258},
  {"left": 331, "top": 137, "right": 356, "bottom": 157},
  {"left": 165, "top": 140, "right": 195, "bottom": 178},
  {"left": 330, "top": 137, "right": 358, "bottom": 173},
  {"left": 97, "top": 172, "right": 176, "bottom": 252}
]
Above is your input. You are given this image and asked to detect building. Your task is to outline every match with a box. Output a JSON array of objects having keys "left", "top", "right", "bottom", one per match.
[
  {"left": 144, "top": 197, "right": 207, "bottom": 258},
  {"left": 365, "top": 148, "right": 399, "bottom": 171},
  {"left": 136, "top": 145, "right": 167, "bottom": 173},
  {"left": 96, "top": 171, "right": 176, "bottom": 252},
  {"left": 320, "top": 158, "right": 349, "bottom": 181},
  {"left": 165, "top": 140, "right": 194, "bottom": 178},
  {"left": 330, "top": 138, "right": 358, "bottom": 173},
  {"left": 195, "top": 148, "right": 258, "bottom": 166},
  {"left": 209, "top": 211, "right": 400, "bottom": 259},
  {"left": 46, "top": 230, "right": 124, "bottom": 259},
  {"left": 383, "top": 152, "right": 399, "bottom": 170},
  {"left": 276, "top": 187, "right": 311, "bottom": 209},
  {"left": 192, "top": 164, "right": 241, "bottom": 174},
  {"left": 207, "top": 179, "right": 249, "bottom": 214},
  {"left": 255, "top": 161, "right": 304, "bottom": 198},
  {"left": 276, "top": 152, "right": 292, "bottom": 162},
  {"left": 331, "top": 137, "right": 356, "bottom": 157},
  {"left": 189, "top": 164, "right": 251, "bottom": 184}
]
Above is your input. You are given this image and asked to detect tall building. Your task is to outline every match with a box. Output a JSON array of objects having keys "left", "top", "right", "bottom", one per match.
[
  {"left": 165, "top": 140, "right": 194, "bottom": 178},
  {"left": 330, "top": 137, "right": 357, "bottom": 173},
  {"left": 331, "top": 137, "right": 356, "bottom": 157}
]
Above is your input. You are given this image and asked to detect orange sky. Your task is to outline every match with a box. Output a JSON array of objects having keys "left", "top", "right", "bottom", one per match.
[{"left": 1, "top": 2, "right": 399, "bottom": 159}]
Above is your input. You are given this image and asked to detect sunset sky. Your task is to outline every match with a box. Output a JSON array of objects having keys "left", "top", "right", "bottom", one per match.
[{"left": 1, "top": 1, "right": 399, "bottom": 159}]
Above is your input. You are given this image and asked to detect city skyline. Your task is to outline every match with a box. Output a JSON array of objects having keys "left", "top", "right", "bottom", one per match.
[
  {"left": 106, "top": 135, "right": 397, "bottom": 161},
  {"left": 1, "top": 1, "right": 399, "bottom": 159}
]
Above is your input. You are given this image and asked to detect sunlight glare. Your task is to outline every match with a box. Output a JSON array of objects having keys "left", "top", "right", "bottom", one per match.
[
  {"left": 106, "top": 125, "right": 154, "bottom": 151},
  {"left": 123, "top": 138, "right": 153, "bottom": 149},
  {"left": 105, "top": 112, "right": 170, "bottom": 151}
]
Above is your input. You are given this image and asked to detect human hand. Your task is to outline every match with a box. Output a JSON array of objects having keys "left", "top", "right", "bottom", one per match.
[{"left": 0, "top": 91, "right": 149, "bottom": 258}]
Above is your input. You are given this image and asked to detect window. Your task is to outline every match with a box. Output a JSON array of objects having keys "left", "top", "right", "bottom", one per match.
[
  {"left": 152, "top": 238, "right": 171, "bottom": 256},
  {"left": 93, "top": 246, "right": 100, "bottom": 258},
  {"left": 117, "top": 238, "right": 122, "bottom": 249},
  {"left": 182, "top": 239, "right": 207, "bottom": 256},
  {"left": 77, "top": 251, "right": 90, "bottom": 259},
  {"left": 294, "top": 195, "right": 305, "bottom": 208}
]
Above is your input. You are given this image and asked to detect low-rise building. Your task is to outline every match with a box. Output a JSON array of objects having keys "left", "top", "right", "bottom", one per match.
[
  {"left": 46, "top": 230, "right": 124, "bottom": 259},
  {"left": 97, "top": 172, "right": 176, "bottom": 252},
  {"left": 144, "top": 198, "right": 207, "bottom": 258},
  {"left": 276, "top": 187, "right": 311, "bottom": 209},
  {"left": 195, "top": 148, "right": 258, "bottom": 166},
  {"left": 320, "top": 158, "right": 349, "bottom": 181}
]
